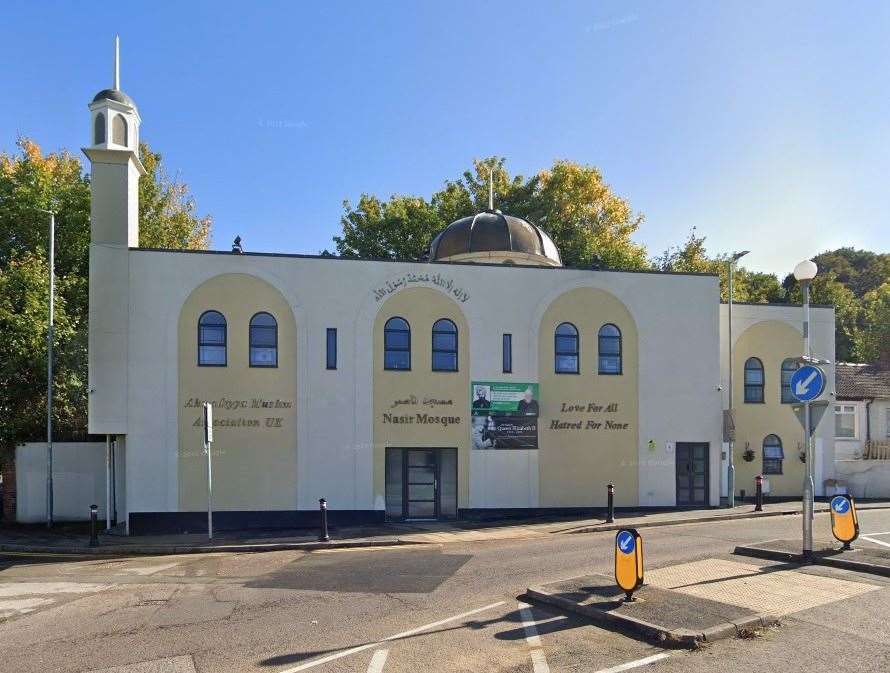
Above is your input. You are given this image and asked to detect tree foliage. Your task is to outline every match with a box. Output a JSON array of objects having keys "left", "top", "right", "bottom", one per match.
[
  {"left": 0, "top": 138, "right": 210, "bottom": 449},
  {"left": 853, "top": 282, "right": 890, "bottom": 364},
  {"left": 334, "top": 157, "right": 648, "bottom": 269}
]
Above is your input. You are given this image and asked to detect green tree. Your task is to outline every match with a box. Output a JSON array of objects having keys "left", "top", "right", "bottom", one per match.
[
  {"left": 783, "top": 271, "right": 861, "bottom": 362},
  {"left": 0, "top": 138, "right": 210, "bottom": 453},
  {"left": 333, "top": 157, "right": 649, "bottom": 269},
  {"left": 853, "top": 282, "right": 890, "bottom": 364},
  {"left": 654, "top": 228, "right": 786, "bottom": 303}
]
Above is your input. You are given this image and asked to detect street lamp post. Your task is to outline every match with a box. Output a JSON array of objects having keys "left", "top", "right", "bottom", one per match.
[
  {"left": 39, "top": 209, "right": 56, "bottom": 528},
  {"left": 727, "top": 250, "right": 749, "bottom": 509},
  {"left": 794, "top": 259, "right": 818, "bottom": 560}
]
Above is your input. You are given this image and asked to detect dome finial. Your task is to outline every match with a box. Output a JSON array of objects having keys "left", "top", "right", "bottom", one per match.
[{"left": 113, "top": 36, "right": 120, "bottom": 91}]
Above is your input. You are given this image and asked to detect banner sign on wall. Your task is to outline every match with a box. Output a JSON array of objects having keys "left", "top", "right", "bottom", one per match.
[{"left": 471, "top": 381, "right": 539, "bottom": 449}]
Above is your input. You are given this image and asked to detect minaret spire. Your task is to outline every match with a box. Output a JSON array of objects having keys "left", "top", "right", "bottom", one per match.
[
  {"left": 488, "top": 167, "right": 494, "bottom": 210},
  {"left": 113, "top": 36, "right": 120, "bottom": 90}
]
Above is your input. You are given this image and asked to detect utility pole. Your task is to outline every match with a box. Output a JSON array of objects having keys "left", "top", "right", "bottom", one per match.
[
  {"left": 726, "top": 250, "right": 749, "bottom": 508},
  {"left": 39, "top": 209, "right": 56, "bottom": 528},
  {"left": 794, "top": 259, "right": 818, "bottom": 560}
]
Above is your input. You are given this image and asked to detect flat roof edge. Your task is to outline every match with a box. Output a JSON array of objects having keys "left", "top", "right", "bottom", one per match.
[{"left": 129, "top": 247, "right": 720, "bottom": 278}]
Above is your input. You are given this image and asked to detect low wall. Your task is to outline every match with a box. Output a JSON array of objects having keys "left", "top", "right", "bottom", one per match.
[
  {"left": 15, "top": 442, "right": 106, "bottom": 523},
  {"left": 835, "top": 459, "right": 890, "bottom": 499}
]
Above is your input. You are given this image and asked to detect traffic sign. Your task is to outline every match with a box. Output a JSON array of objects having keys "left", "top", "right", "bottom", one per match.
[
  {"left": 615, "top": 528, "right": 644, "bottom": 601},
  {"left": 789, "top": 365, "right": 826, "bottom": 402},
  {"left": 791, "top": 400, "right": 829, "bottom": 435},
  {"left": 830, "top": 494, "right": 859, "bottom": 549}
]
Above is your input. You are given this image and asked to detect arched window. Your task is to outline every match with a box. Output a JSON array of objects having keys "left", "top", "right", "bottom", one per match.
[
  {"left": 598, "top": 324, "right": 622, "bottom": 375},
  {"left": 112, "top": 114, "right": 128, "bottom": 146},
  {"left": 384, "top": 317, "right": 411, "bottom": 370},
  {"left": 249, "top": 312, "right": 278, "bottom": 367},
  {"left": 94, "top": 112, "right": 106, "bottom": 144},
  {"left": 744, "top": 357, "right": 764, "bottom": 403},
  {"left": 555, "top": 322, "right": 579, "bottom": 374},
  {"left": 432, "top": 319, "right": 458, "bottom": 372},
  {"left": 780, "top": 358, "right": 799, "bottom": 403},
  {"left": 763, "top": 434, "right": 784, "bottom": 474},
  {"left": 198, "top": 310, "right": 226, "bottom": 366}
]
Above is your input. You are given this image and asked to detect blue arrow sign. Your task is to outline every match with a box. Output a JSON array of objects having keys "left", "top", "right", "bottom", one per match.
[
  {"left": 616, "top": 530, "right": 635, "bottom": 555},
  {"left": 831, "top": 496, "right": 850, "bottom": 514},
  {"left": 790, "top": 365, "right": 826, "bottom": 402}
]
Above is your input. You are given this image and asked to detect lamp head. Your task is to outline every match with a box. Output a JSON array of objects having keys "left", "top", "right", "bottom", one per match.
[
  {"left": 793, "top": 259, "right": 818, "bottom": 282},
  {"left": 732, "top": 250, "right": 750, "bottom": 262}
]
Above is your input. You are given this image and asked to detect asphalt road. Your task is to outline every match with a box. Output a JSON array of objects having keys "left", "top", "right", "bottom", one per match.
[{"left": 2, "top": 509, "right": 889, "bottom": 673}]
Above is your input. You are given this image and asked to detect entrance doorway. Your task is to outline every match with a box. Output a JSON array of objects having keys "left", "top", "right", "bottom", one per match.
[
  {"left": 385, "top": 448, "right": 457, "bottom": 521},
  {"left": 676, "top": 442, "right": 709, "bottom": 507}
]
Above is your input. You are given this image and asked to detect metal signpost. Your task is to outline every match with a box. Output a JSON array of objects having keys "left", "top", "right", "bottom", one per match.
[
  {"left": 203, "top": 402, "right": 214, "bottom": 541},
  {"left": 790, "top": 363, "right": 826, "bottom": 561}
]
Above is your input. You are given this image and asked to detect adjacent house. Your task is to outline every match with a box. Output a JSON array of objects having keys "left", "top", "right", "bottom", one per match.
[{"left": 833, "top": 362, "right": 890, "bottom": 497}]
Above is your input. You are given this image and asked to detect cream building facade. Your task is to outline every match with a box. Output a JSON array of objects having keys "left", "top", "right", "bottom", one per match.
[{"left": 83, "top": 49, "right": 837, "bottom": 534}]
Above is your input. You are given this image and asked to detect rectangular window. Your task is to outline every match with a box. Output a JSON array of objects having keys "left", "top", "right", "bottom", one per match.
[
  {"left": 198, "top": 324, "right": 226, "bottom": 366},
  {"left": 502, "top": 334, "right": 512, "bottom": 373},
  {"left": 326, "top": 328, "right": 337, "bottom": 370},
  {"left": 744, "top": 367, "right": 764, "bottom": 403},
  {"left": 835, "top": 405, "right": 857, "bottom": 439},
  {"left": 763, "top": 445, "right": 784, "bottom": 475}
]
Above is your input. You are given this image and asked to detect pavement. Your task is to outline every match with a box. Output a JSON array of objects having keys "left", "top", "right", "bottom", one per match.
[
  {"left": 2, "top": 507, "right": 890, "bottom": 672},
  {"left": 4, "top": 500, "right": 890, "bottom": 556},
  {"left": 528, "top": 556, "right": 882, "bottom": 647},
  {"left": 735, "top": 533, "right": 890, "bottom": 576}
]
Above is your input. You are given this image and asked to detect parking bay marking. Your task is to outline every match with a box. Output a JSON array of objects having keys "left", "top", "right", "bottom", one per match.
[
  {"left": 366, "top": 649, "right": 389, "bottom": 673},
  {"left": 861, "top": 535, "right": 890, "bottom": 548},
  {"left": 274, "top": 600, "right": 506, "bottom": 672},
  {"left": 592, "top": 653, "right": 671, "bottom": 673},
  {"left": 518, "top": 602, "right": 550, "bottom": 673}
]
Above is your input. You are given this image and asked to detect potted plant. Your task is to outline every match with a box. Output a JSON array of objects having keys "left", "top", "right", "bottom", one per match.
[{"left": 742, "top": 442, "right": 755, "bottom": 463}]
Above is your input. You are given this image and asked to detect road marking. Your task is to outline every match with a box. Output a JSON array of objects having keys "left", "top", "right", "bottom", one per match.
[
  {"left": 592, "top": 652, "right": 670, "bottom": 673},
  {"left": 367, "top": 649, "right": 389, "bottom": 673},
  {"left": 275, "top": 600, "right": 505, "bottom": 672},
  {"left": 863, "top": 531, "right": 890, "bottom": 536},
  {"left": 861, "top": 535, "right": 890, "bottom": 548},
  {"left": 518, "top": 602, "right": 550, "bottom": 673},
  {"left": 116, "top": 562, "right": 180, "bottom": 576}
]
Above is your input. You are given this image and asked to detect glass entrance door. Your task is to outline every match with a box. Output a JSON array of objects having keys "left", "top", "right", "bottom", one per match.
[
  {"left": 676, "top": 442, "right": 709, "bottom": 506},
  {"left": 385, "top": 448, "right": 457, "bottom": 521},
  {"left": 406, "top": 449, "right": 438, "bottom": 520}
]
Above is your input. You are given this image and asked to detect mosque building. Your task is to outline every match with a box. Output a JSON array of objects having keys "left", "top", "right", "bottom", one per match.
[{"left": 83, "top": 44, "right": 837, "bottom": 534}]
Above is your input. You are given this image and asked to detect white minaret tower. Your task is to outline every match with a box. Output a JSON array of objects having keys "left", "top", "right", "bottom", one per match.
[{"left": 83, "top": 37, "right": 145, "bottom": 439}]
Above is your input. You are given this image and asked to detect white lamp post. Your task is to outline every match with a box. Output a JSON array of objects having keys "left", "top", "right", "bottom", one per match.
[
  {"left": 726, "top": 250, "right": 749, "bottom": 508},
  {"left": 793, "top": 259, "right": 818, "bottom": 560},
  {"left": 38, "top": 209, "right": 56, "bottom": 529}
]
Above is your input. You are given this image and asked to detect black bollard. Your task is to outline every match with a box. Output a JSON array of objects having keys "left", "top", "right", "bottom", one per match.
[
  {"left": 318, "top": 498, "right": 330, "bottom": 542},
  {"left": 89, "top": 504, "right": 99, "bottom": 547},
  {"left": 754, "top": 475, "right": 763, "bottom": 512},
  {"left": 606, "top": 483, "right": 615, "bottom": 523}
]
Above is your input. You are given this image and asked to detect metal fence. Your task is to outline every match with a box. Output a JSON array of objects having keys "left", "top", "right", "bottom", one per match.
[{"left": 864, "top": 440, "right": 890, "bottom": 460}]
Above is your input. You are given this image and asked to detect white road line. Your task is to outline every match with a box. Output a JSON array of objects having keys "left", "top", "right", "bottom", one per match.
[
  {"left": 592, "top": 652, "right": 671, "bottom": 673},
  {"left": 861, "top": 535, "right": 890, "bottom": 548},
  {"left": 367, "top": 649, "right": 389, "bottom": 673},
  {"left": 276, "top": 600, "right": 505, "bottom": 673},
  {"left": 518, "top": 602, "right": 550, "bottom": 673},
  {"left": 863, "top": 530, "right": 890, "bottom": 536}
]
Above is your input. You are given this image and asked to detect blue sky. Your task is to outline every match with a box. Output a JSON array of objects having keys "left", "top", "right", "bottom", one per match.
[{"left": 3, "top": 1, "right": 889, "bottom": 276}]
